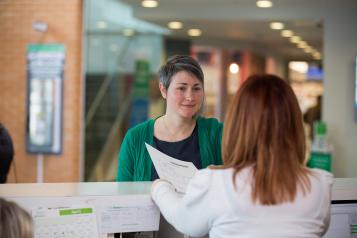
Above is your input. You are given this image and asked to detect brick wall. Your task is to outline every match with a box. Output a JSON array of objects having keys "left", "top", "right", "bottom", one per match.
[{"left": 0, "top": 0, "right": 83, "bottom": 182}]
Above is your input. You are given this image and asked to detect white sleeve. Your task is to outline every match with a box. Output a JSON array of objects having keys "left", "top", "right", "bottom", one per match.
[
  {"left": 151, "top": 169, "right": 214, "bottom": 237},
  {"left": 321, "top": 171, "right": 334, "bottom": 235}
]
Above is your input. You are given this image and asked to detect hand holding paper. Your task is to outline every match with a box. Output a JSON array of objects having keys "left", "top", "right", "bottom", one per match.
[{"left": 145, "top": 143, "right": 198, "bottom": 193}]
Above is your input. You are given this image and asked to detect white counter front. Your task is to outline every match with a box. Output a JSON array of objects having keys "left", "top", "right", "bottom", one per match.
[
  {"left": 1, "top": 178, "right": 356, "bottom": 238},
  {"left": 0, "top": 182, "right": 159, "bottom": 237}
]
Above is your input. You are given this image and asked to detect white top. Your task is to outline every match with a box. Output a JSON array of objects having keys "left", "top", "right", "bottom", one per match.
[{"left": 151, "top": 167, "right": 333, "bottom": 238}]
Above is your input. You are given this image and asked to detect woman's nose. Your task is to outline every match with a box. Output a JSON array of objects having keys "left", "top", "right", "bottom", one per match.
[{"left": 185, "top": 90, "right": 194, "bottom": 100}]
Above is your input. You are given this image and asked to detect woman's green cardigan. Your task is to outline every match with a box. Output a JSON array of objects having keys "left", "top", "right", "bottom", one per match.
[{"left": 116, "top": 117, "right": 223, "bottom": 181}]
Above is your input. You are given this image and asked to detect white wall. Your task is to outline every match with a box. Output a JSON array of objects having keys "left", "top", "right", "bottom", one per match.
[{"left": 323, "top": 0, "right": 357, "bottom": 177}]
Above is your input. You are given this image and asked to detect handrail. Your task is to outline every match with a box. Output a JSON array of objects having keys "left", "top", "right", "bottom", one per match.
[{"left": 88, "top": 94, "right": 131, "bottom": 181}]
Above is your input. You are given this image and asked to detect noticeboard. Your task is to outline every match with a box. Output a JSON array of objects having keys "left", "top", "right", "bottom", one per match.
[{"left": 26, "top": 44, "right": 65, "bottom": 154}]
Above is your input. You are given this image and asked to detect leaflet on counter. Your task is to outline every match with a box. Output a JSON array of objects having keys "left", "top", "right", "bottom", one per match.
[{"left": 145, "top": 143, "right": 198, "bottom": 193}]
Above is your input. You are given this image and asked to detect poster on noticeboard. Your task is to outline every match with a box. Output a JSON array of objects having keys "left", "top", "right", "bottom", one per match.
[{"left": 26, "top": 44, "right": 65, "bottom": 154}]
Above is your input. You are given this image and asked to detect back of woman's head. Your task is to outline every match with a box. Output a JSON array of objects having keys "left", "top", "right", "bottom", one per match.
[
  {"left": 222, "top": 74, "right": 309, "bottom": 205},
  {"left": 0, "top": 198, "right": 33, "bottom": 238}
]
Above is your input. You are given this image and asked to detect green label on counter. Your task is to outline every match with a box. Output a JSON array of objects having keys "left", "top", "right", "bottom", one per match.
[{"left": 59, "top": 208, "right": 93, "bottom": 216}]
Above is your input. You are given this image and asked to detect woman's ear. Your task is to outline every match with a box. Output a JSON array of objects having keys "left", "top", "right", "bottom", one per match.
[{"left": 159, "top": 83, "right": 167, "bottom": 99}]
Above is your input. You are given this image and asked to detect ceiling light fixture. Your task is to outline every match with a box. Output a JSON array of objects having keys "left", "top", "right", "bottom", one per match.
[
  {"left": 313, "top": 52, "right": 321, "bottom": 59},
  {"left": 229, "top": 63, "right": 240, "bottom": 74},
  {"left": 289, "top": 61, "right": 308, "bottom": 74},
  {"left": 290, "top": 36, "right": 301, "bottom": 43},
  {"left": 168, "top": 21, "right": 183, "bottom": 29},
  {"left": 187, "top": 29, "right": 202, "bottom": 37},
  {"left": 141, "top": 0, "right": 158, "bottom": 8},
  {"left": 281, "top": 30, "right": 293, "bottom": 37},
  {"left": 310, "top": 49, "right": 319, "bottom": 55},
  {"left": 314, "top": 56, "right": 322, "bottom": 60},
  {"left": 256, "top": 0, "right": 273, "bottom": 8},
  {"left": 270, "top": 22, "right": 284, "bottom": 30},
  {"left": 304, "top": 48, "right": 313, "bottom": 53},
  {"left": 297, "top": 42, "right": 308, "bottom": 48}
]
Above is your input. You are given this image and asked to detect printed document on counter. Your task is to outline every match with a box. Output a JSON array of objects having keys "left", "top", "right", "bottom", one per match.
[
  {"left": 145, "top": 143, "right": 198, "bottom": 193},
  {"left": 99, "top": 195, "right": 160, "bottom": 234},
  {"left": 31, "top": 205, "right": 99, "bottom": 238}
]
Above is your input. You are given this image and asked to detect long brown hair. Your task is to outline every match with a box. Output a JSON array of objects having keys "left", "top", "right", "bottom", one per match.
[{"left": 222, "top": 74, "right": 310, "bottom": 205}]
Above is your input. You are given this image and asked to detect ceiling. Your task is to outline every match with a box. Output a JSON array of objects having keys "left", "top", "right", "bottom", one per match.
[{"left": 120, "top": 0, "right": 323, "bottom": 61}]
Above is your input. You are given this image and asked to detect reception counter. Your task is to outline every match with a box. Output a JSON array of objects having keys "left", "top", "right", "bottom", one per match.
[{"left": 1, "top": 178, "right": 356, "bottom": 238}]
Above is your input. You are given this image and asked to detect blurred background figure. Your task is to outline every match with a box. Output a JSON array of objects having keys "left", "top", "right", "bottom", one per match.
[
  {"left": 0, "top": 123, "right": 14, "bottom": 183},
  {"left": 0, "top": 197, "right": 33, "bottom": 238},
  {"left": 304, "top": 95, "right": 322, "bottom": 140}
]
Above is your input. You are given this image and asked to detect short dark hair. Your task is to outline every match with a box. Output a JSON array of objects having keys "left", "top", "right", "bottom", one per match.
[
  {"left": 158, "top": 55, "right": 204, "bottom": 89},
  {"left": 0, "top": 123, "right": 14, "bottom": 183}
]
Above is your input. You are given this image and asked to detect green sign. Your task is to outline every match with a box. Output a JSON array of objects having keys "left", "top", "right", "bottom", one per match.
[{"left": 133, "top": 60, "right": 150, "bottom": 97}]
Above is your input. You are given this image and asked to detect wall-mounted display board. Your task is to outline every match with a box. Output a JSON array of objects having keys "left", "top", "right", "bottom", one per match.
[{"left": 26, "top": 44, "right": 65, "bottom": 154}]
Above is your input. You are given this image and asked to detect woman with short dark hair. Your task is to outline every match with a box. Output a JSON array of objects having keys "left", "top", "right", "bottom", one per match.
[{"left": 117, "top": 55, "right": 223, "bottom": 181}]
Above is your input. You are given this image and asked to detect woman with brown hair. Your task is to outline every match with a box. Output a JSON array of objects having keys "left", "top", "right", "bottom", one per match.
[
  {"left": 151, "top": 74, "right": 333, "bottom": 238},
  {"left": 0, "top": 198, "right": 33, "bottom": 238}
]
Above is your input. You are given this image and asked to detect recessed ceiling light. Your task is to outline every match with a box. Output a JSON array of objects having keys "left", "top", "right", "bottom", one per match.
[
  {"left": 229, "top": 63, "right": 240, "bottom": 74},
  {"left": 256, "top": 0, "right": 273, "bottom": 8},
  {"left": 187, "top": 29, "right": 202, "bottom": 37},
  {"left": 309, "top": 48, "right": 316, "bottom": 54},
  {"left": 313, "top": 52, "right": 321, "bottom": 58},
  {"left": 304, "top": 48, "right": 313, "bottom": 53},
  {"left": 168, "top": 21, "right": 183, "bottom": 29},
  {"left": 281, "top": 30, "right": 293, "bottom": 37},
  {"left": 314, "top": 56, "right": 322, "bottom": 60},
  {"left": 290, "top": 36, "right": 301, "bottom": 43},
  {"left": 141, "top": 0, "right": 158, "bottom": 8},
  {"left": 122, "top": 29, "right": 135, "bottom": 37},
  {"left": 270, "top": 22, "right": 284, "bottom": 30},
  {"left": 289, "top": 61, "right": 308, "bottom": 74},
  {"left": 96, "top": 21, "right": 107, "bottom": 29},
  {"left": 297, "top": 42, "right": 308, "bottom": 48},
  {"left": 313, "top": 54, "right": 322, "bottom": 60}
]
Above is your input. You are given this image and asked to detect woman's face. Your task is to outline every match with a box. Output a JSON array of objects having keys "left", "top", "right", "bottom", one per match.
[{"left": 160, "top": 70, "right": 204, "bottom": 119}]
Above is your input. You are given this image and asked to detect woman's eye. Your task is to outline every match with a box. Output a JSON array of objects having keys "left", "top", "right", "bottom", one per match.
[
  {"left": 193, "top": 87, "right": 202, "bottom": 91},
  {"left": 177, "top": 87, "right": 186, "bottom": 91}
]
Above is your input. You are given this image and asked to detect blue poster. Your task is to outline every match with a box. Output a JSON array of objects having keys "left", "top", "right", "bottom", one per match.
[{"left": 129, "top": 97, "right": 149, "bottom": 128}]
